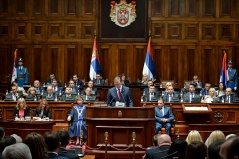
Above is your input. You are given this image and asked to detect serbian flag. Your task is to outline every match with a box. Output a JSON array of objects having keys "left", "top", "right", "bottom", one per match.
[
  {"left": 142, "top": 37, "right": 156, "bottom": 80},
  {"left": 11, "top": 49, "right": 18, "bottom": 82},
  {"left": 89, "top": 36, "right": 102, "bottom": 80},
  {"left": 219, "top": 51, "right": 228, "bottom": 88}
]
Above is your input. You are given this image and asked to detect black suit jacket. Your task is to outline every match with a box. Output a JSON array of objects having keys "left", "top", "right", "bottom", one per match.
[
  {"left": 219, "top": 94, "right": 235, "bottom": 103},
  {"left": 58, "top": 148, "right": 78, "bottom": 159},
  {"left": 107, "top": 85, "right": 133, "bottom": 107},
  {"left": 5, "top": 93, "right": 22, "bottom": 101},
  {"left": 47, "top": 152, "right": 68, "bottom": 159},
  {"left": 45, "top": 79, "right": 62, "bottom": 87},
  {"left": 93, "top": 79, "right": 106, "bottom": 86},
  {"left": 143, "top": 92, "right": 160, "bottom": 102},
  {"left": 32, "top": 107, "right": 51, "bottom": 118},
  {"left": 144, "top": 145, "right": 170, "bottom": 159},
  {"left": 13, "top": 106, "right": 30, "bottom": 118}
]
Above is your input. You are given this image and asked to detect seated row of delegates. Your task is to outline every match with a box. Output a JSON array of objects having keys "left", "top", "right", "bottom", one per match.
[
  {"left": 93, "top": 73, "right": 106, "bottom": 85},
  {"left": 67, "top": 96, "right": 87, "bottom": 145},
  {"left": 142, "top": 85, "right": 160, "bottom": 102},
  {"left": 183, "top": 84, "right": 200, "bottom": 102},
  {"left": 13, "top": 98, "right": 51, "bottom": 120}
]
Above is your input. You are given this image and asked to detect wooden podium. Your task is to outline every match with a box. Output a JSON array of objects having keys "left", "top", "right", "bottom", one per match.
[{"left": 85, "top": 106, "right": 155, "bottom": 148}]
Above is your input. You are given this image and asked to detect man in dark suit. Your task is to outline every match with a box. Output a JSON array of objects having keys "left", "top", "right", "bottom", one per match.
[
  {"left": 68, "top": 80, "right": 79, "bottom": 94},
  {"left": 93, "top": 73, "right": 105, "bottom": 86},
  {"left": 143, "top": 85, "right": 160, "bottom": 102},
  {"left": 83, "top": 80, "right": 100, "bottom": 97},
  {"left": 200, "top": 82, "right": 211, "bottom": 96},
  {"left": 163, "top": 86, "right": 179, "bottom": 102},
  {"left": 44, "top": 131, "right": 68, "bottom": 159},
  {"left": 5, "top": 85, "right": 22, "bottom": 101},
  {"left": 52, "top": 79, "right": 63, "bottom": 95},
  {"left": 219, "top": 88, "right": 235, "bottom": 103},
  {"left": 61, "top": 87, "right": 76, "bottom": 101},
  {"left": 34, "top": 80, "right": 44, "bottom": 94},
  {"left": 15, "top": 58, "right": 29, "bottom": 87},
  {"left": 144, "top": 134, "right": 171, "bottom": 159},
  {"left": 181, "top": 82, "right": 190, "bottom": 95},
  {"left": 155, "top": 99, "right": 174, "bottom": 135},
  {"left": 107, "top": 76, "right": 133, "bottom": 107},
  {"left": 57, "top": 130, "right": 78, "bottom": 159},
  {"left": 183, "top": 84, "right": 200, "bottom": 102},
  {"left": 45, "top": 72, "right": 61, "bottom": 87},
  {"left": 43, "top": 86, "right": 56, "bottom": 101},
  {"left": 143, "top": 80, "right": 159, "bottom": 95},
  {"left": 72, "top": 74, "right": 82, "bottom": 88},
  {"left": 83, "top": 87, "right": 96, "bottom": 102}
]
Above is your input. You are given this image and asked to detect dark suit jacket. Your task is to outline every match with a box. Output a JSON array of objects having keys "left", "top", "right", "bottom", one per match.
[
  {"left": 163, "top": 92, "right": 179, "bottom": 102},
  {"left": 35, "top": 87, "right": 44, "bottom": 94},
  {"left": 52, "top": 86, "right": 63, "bottom": 95},
  {"left": 32, "top": 107, "right": 51, "bottom": 118},
  {"left": 58, "top": 147, "right": 78, "bottom": 159},
  {"left": 83, "top": 87, "right": 100, "bottom": 96},
  {"left": 13, "top": 106, "right": 30, "bottom": 118},
  {"left": 93, "top": 79, "right": 106, "bottom": 86},
  {"left": 143, "top": 87, "right": 159, "bottom": 95},
  {"left": 200, "top": 88, "right": 209, "bottom": 96},
  {"left": 219, "top": 94, "right": 235, "bottom": 103},
  {"left": 183, "top": 92, "right": 200, "bottom": 102},
  {"left": 47, "top": 152, "right": 68, "bottom": 159},
  {"left": 70, "top": 86, "right": 79, "bottom": 94},
  {"left": 5, "top": 93, "right": 22, "bottom": 101},
  {"left": 181, "top": 88, "right": 189, "bottom": 95},
  {"left": 143, "top": 92, "right": 160, "bottom": 102},
  {"left": 107, "top": 85, "right": 133, "bottom": 107},
  {"left": 144, "top": 145, "right": 170, "bottom": 159},
  {"left": 75, "top": 79, "right": 82, "bottom": 87},
  {"left": 45, "top": 79, "right": 62, "bottom": 87}
]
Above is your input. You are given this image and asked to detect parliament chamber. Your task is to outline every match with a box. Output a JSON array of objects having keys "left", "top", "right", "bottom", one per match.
[{"left": 1, "top": 0, "right": 239, "bottom": 158}]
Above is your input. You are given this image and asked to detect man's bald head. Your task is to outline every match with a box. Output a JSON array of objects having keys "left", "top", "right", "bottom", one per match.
[{"left": 158, "top": 134, "right": 172, "bottom": 147}]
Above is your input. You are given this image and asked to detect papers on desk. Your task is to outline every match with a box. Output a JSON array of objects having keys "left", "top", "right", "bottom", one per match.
[{"left": 185, "top": 107, "right": 208, "bottom": 111}]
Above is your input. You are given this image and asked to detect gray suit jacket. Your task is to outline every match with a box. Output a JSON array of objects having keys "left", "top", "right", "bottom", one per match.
[
  {"left": 107, "top": 86, "right": 133, "bottom": 107},
  {"left": 183, "top": 92, "right": 200, "bottom": 102}
]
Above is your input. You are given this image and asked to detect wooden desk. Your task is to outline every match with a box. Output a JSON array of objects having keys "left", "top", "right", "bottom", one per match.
[
  {"left": 80, "top": 155, "right": 95, "bottom": 159},
  {"left": 0, "top": 121, "right": 55, "bottom": 139}
]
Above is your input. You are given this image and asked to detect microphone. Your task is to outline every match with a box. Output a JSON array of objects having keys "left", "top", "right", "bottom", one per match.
[
  {"left": 120, "top": 90, "right": 127, "bottom": 105},
  {"left": 126, "top": 93, "right": 133, "bottom": 107},
  {"left": 108, "top": 96, "right": 115, "bottom": 106}
]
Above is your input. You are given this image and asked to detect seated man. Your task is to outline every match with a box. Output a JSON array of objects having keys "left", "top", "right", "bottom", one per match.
[
  {"left": 143, "top": 80, "right": 159, "bottom": 95},
  {"left": 163, "top": 86, "right": 179, "bottom": 102},
  {"left": 45, "top": 72, "right": 61, "bottom": 87},
  {"left": 72, "top": 74, "right": 83, "bottom": 88},
  {"left": 83, "top": 80, "right": 100, "bottom": 97},
  {"left": 62, "top": 87, "right": 76, "bottom": 101},
  {"left": 5, "top": 85, "right": 22, "bottom": 101},
  {"left": 33, "top": 80, "right": 44, "bottom": 95},
  {"left": 83, "top": 87, "right": 96, "bottom": 102},
  {"left": 181, "top": 82, "right": 190, "bottom": 95},
  {"left": 219, "top": 88, "right": 235, "bottom": 103},
  {"left": 52, "top": 79, "right": 63, "bottom": 95},
  {"left": 68, "top": 80, "right": 79, "bottom": 94},
  {"left": 190, "top": 75, "right": 202, "bottom": 88},
  {"left": 155, "top": 99, "right": 174, "bottom": 135},
  {"left": 12, "top": 81, "right": 27, "bottom": 96},
  {"left": 43, "top": 86, "right": 56, "bottom": 101},
  {"left": 143, "top": 85, "right": 160, "bottom": 102},
  {"left": 183, "top": 84, "right": 200, "bottom": 102},
  {"left": 200, "top": 82, "right": 211, "bottom": 96},
  {"left": 93, "top": 73, "right": 106, "bottom": 86}
]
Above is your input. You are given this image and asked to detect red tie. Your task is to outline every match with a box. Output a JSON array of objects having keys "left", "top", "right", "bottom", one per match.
[{"left": 118, "top": 89, "right": 121, "bottom": 100}]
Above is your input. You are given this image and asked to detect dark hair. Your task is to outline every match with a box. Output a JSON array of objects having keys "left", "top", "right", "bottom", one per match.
[
  {"left": 207, "top": 140, "right": 225, "bottom": 159},
  {"left": 227, "top": 138, "right": 239, "bottom": 159},
  {"left": 0, "top": 127, "right": 4, "bottom": 139},
  {"left": 0, "top": 136, "right": 16, "bottom": 153},
  {"left": 24, "top": 132, "right": 47, "bottom": 159},
  {"left": 57, "top": 129, "right": 69, "bottom": 147},
  {"left": 44, "top": 131, "right": 60, "bottom": 151},
  {"left": 168, "top": 139, "right": 188, "bottom": 159},
  {"left": 185, "top": 141, "right": 207, "bottom": 159}
]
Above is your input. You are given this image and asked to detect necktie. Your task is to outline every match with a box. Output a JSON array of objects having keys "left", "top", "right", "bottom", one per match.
[
  {"left": 54, "top": 87, "right": 56, "bottom": 91},
  {"left": 118, "top": 88, "right": 121, "bottom": 100},
  {"left": 98, "top": 80, "right": 100, "bottom": 84},
  {"left": 160, "top": 108, "right": 163, "bottom": 116}
]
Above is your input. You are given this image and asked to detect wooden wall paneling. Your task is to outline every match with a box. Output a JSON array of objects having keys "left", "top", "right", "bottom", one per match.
[
  {"left": 14, "top": 0, "right": 27, "bottom": 16},
  {"left": 185, "top": 47, "right": 197, "bottom": 81},
  {"left": 168, "top": 0, "right": 182, "bottom": 17},
  {"left": 82, "top": 0, "right": 95, "bottom": 16},
  {"left": 203, "top": 0, "right": 216, "bottom": 17},
  {"left": 219, "top": 24, "right": 232, "bottom": 40},
  {"left": 151, "top": 0, "right": 164, "bottom": 16},
  {"left": 30, "top": 0, "right": 45, "bottom": 16},
  {"left": 0, "top": 22, "right": 12, "bottom": 40},
  {"left": 80, "top": 22, "right": 95, "bottom": 39},
  {"left": 134, "top": 45, "right": 146, "bottom": 81},
  {"left": 168, "top": 23, "right": 182, "bottom": 39},
  {"left": 154, "top": 46, "right": 162, "bottom": 82},
  {"left": 118, "top": 46, "right": 127, "bottom": 76},
  {"left": 14, "top": 22, "right": 30, "bottom": 40},
  {"left": 31, "top": 22, "right": 47, "bottom": 40},
  {"left": 64, "top": 0, "right": 79, "bottom": 17},
  {"left": 186, "top": 0, "right": 199, "bottom": 17},
  {"left": 108, "top": 45, "right": 119, "bottom": 81},
  {"left": 202, "top": 24, "right": 216, "bottom": 40},
  {"left": 0, "top": 0, "right": 9, "bottom": 15},
  {"left": 65, "top": 45, "right": 77, "bottom": 82},
  {"left": 99, "top": 45, "right": 110, "bottom": 82},
  {"left": 33, "top": 46, "right": 43, "bottom": 82},
  {"left": 185, "top": 23, "right": 199, "bottom": 40},
  {"left": 169, "top": 46, "right": 180, "bottom": 85},
  {"left": 152, "top": 23, "right": 165, "bottom": 39},
  {"left": 64, "top": 23, "right": 79, "bottom": 39},
  {"left": 0, "top": 46, "right": 11, "bottom": 83},
  {"left": 48, "top": 0, "right": 63, "bottom": 16},
  {"left": 220, "top": 0, "right": 231, "bottom": 17},
  {"left": 81, "top": 44, "right": 92, "bottom": 81},
  {"left": 48, "top": 23, "right": 63, "bottom": 40},
  {"left": 126, "top": 45, "right": 135, "bottom": 82}
]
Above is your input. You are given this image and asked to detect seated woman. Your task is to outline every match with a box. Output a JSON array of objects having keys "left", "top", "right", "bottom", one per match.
[
  {"left": 141, "top": 74, "right": 148, "bottom": 86},
  {"left": 25, "top": 87, "right": 37, "bottom": 101},
  {"left": 67, "top": 96, "right": 87, "bottom": 145},
  {"left": 119, "top": 73, "right": 130, "bottom": 85},
  {"left": 13, "top": 98, "right": 30, "bottom": 120},
  {"left": 201, "top": 88, "right": 217, "bottom": 103},
  {"left": 186, "top": 130, "right": 203, "bottom": 144},
  {"left": 216, "top": 82, "right": 225, "bottom": 97},
  {"left": 32, "top": 99, "right": 51, "bottom": 120}
]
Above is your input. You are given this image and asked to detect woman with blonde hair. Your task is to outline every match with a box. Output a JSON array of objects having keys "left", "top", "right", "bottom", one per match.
[
  {"left": 13, "top": 98, "right": 30, "bottom": 119},
  {"left": 205, "top": 130, "right": 225, "bottom": 147},
  {"left": 32, "top": 99, "right": 51, "bottom": 120},
  {"left": 201, "top": 88, "right": 217, "bottom": 103},
  {"left": 141, "top": 74, "right": 149, "bottom": 85},
  {"left": 25, "top": 87, "right": 37, "bottom": 101},
  {"left": 186, "top": 130, "right": 203, "bottom": 144}
]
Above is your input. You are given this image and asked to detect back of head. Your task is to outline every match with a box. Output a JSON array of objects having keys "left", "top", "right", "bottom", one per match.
[
  {"left": 11, "top": 134, "right": 22, "bottom": 143},
  {"left": 186, "top": 130, "right": 203, "bottom": 144},
  {"left": 44, "top": 131, "right": 60, "bottom": 152},
  {"left": 185, "top": 141, "right": 207, "bottom": 159},
  {"left": 206, "top": 130, "right": 225, "bottom": 147},
  {"left": 158, "top": 134, "right": 172, "bottom": 146},
  {"left": 0, "top": 136, "right": 16, "bottom": 153},
  {"left": 2, "top": 143, "right": 32, "bottom": 159},
  {"left": 168, "top": 139, "right": 188, "bottom": 159},
  {"left": 227, "top": 137, "right": 239, "bottom": 159},
  {"left": 24, "top": 132, "right": 47, "bottom": 159},
  {"left": 57, "top": 129, "right": 69, "bottom": 147},
  {"left": 207, "top": 140, "right": 225, "bottom": 159}
]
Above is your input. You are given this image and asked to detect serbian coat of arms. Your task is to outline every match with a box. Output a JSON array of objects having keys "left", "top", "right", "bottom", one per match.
[{"left": 110, "top": 0, "right": 137, "bottom": 27}]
